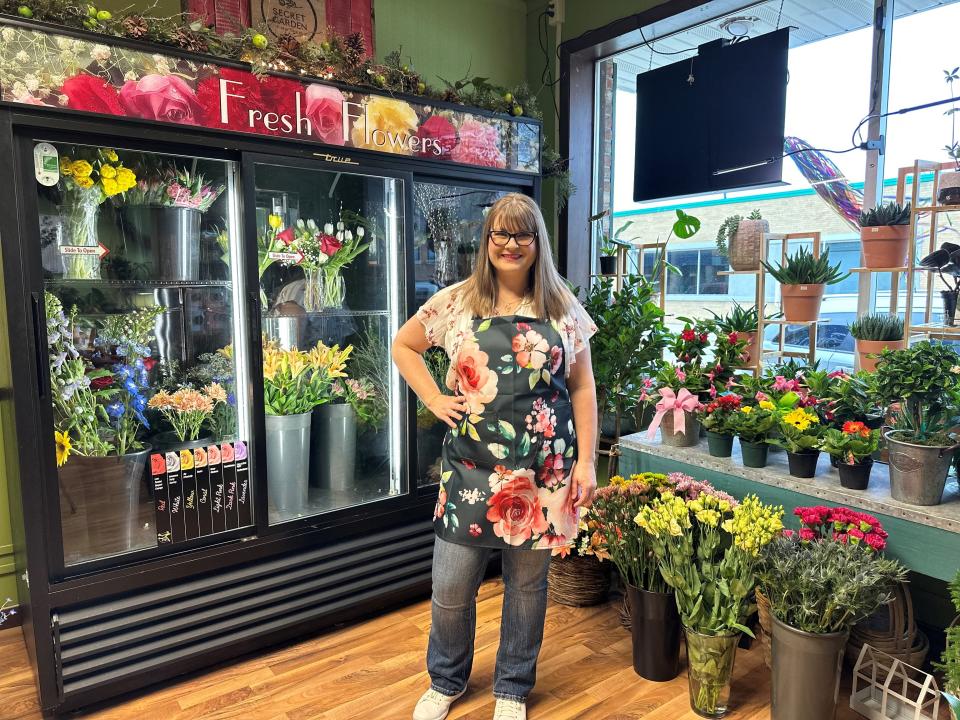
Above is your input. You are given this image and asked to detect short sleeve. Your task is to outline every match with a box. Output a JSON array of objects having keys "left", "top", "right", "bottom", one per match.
[
  {"left": 561, "top": 300, "right": 598, "bottom": 377},
  {"left": 415, "top": 281, "right": 466, "bottom": 351}
]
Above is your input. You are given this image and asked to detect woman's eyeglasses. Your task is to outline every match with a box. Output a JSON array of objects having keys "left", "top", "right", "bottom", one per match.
[{"left": 488, "top": 230, "right": 537, "bottom": 246}]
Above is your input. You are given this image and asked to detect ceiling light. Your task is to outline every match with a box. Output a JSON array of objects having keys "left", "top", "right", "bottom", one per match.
[{"left": 720, "top": 16, "right": 759, "bottom": 38}]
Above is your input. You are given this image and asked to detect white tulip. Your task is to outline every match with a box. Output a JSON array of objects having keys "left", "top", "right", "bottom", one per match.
[
  {"left": 337, "top": 222, "right": 345, "bottom": 231},
  {"left": 357, "top": 227, "right": 365, "bottom": 237},
  {"left": 345, "top": 230, "right": 353, "bottom": 241},
  {"left": 324, "top": 223, "right": 334, "bottom": 235}
]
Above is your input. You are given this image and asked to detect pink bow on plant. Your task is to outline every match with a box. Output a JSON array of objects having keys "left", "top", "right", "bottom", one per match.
[{"left": 647, "top": 388, "right": 700, "bottom": 439}]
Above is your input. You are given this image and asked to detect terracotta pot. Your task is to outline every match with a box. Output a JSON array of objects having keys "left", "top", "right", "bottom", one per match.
[
  {"left": 856, "top": 338, "right": 905, "bottom": 372},
  {"left": 780, "top": 283, "right": 825, "bottom": 323},
  {"left": 741, "top": 331, "right": 760, "bottom": 365},
  {"left": 860, "top": 225, "right": 910, "bottom": 268}
]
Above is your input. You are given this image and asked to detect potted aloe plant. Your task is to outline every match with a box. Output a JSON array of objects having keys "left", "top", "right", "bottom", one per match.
[
  {"left": 820, "top": 422, "right": 880, "bottom": 490},
  {"left": 762, "top": 247, "right": 849, "bottom": 323},
  {"left": 849, "top": 314, "right": 905, "bottom": 372},
  {"left": 638, "top": 493, "right": 783, "bottom": 718},
  {"left": 759, "top": 533, "right": 906, "bottom": 720},
  {"left": 716, "top": 210, "right": 768, "bottom": 271},
  {"left": 874, "top": 341, "right": 960, "bottom": 505},
  {"left": 858, "top": 202, "right": 911, "bottom": 269}
]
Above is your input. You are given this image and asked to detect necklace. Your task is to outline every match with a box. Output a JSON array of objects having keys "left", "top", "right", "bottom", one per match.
[{"left": 493, "top": 292, "right": 529, "bottom": 317}]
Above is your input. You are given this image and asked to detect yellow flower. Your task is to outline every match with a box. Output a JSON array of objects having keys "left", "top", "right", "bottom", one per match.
[
  {"left": 268, "top": 214, "right": 282, "bottom": 229},
  {"left": 55, "top": 430, "right": 71, "bottom": 467},
  {"left": 70, "top": 160, "right": 93, "bottom": 177},
  {"left": 351, "top": 96, "right": 419, "bottom": 155},
  {"left": 116, "top": 167, "right": 137, "bottom": 190},
  {"left": 74, "top": 176, "right": 95, "bottom": 189},
  {"left": 102, "top": 149, "right": 118, "bottom": 162},
  {"left": 741, "top": 406, "right": 753, "bottom": 415},
  {"left": 101, "top": 177, "right": 120, "bottom": 196},
  {"left": 759, "top": 400, "right": 775, "bottom": 410},
  {"left": 100, "top": 164, "right": 117, "bottom": 179}
]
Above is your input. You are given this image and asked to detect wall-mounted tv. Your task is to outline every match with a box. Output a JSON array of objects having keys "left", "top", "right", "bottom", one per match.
[{"left": 633, "top": 27, "right": 790, "bottom": 203}]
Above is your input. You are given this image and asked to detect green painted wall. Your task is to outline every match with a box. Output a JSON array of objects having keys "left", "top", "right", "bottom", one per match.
[{"left": 374, "top": 0, "right": 528, "bottom": 89}]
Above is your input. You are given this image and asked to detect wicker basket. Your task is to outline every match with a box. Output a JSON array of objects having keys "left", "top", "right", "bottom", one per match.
[
  {"left": 546, "top": 554, "right": 612, "bottom": 607},
  {"left": 845, "top": 581, "right": 929, "bottom": 673},
  {"left": 729, "top": 219, "right": 769, "bottom": 271},
  {"left": 756, "top": 587, "right": 773, "bottom": 669}
]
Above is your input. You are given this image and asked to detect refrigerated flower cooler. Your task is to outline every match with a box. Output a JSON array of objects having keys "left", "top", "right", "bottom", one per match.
[{"left": 0, "top": 16, "right": 540, "bottom": 715}]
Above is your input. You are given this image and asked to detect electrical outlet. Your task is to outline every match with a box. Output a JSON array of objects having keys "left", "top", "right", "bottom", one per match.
[{"left": 547, "top": 0, "right": 564, "bottom": 25}]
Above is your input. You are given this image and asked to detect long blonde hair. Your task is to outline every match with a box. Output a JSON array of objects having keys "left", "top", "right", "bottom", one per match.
[{"left": 461, "top": 193, "right": 575, "bottom": 321}]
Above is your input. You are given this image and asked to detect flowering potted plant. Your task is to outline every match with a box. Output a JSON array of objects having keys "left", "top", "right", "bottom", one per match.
[
  {"left": 708, "top": 303, "right": 782, "bottom": 367},
  {"left": 874, "top": 342, "right": 960, "bottom": 505},
  {"left": 291, "top": 212, "right": 371, "bottom": 311},
  {"left": 762, "top": 247, "right": 849, "bottom": 322},
  {"left": 647, "top": 364, "right": 705, "bottom": 447},
  {"left": 637, "top": 493, "right": 783, "bottom": 717},
  {"left": 546, "top": 506, "right": 611, "bottom": 609},
  {"left": 771, "top": 405, "right": 823, "bottom": 478},
  {"left": 820, "top": 422, "right": 880, "bottom": 490},
  {"left": 728, "top": 401, "right": 777, "bottom": 468},
  {"left": 590, "top": 472, "right": 679, "bottom": 680},
  {"left": 120, "top": 162, "right": 225, "bottom": 280},
  {"left": 58, "top": 147, "right": 137, "bottom": 279},
  {"left": 759, "top": 531, "right": 905, "bottom": 720},
  {"left": 698, "top": 393, "right": 742, "bottom": 457}
]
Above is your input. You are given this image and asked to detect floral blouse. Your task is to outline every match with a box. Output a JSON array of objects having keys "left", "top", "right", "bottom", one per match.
[{"left": 416, "top": 280, "right": 598, "bottom": 389}]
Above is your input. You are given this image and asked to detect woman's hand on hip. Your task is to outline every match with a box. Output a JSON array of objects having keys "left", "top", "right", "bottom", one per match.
[
  {"left": 429, "top": 394, "right": 468, "bottom": 428},
  {"left": 570, "top": 460, "right": 597, "bottom": 510}
]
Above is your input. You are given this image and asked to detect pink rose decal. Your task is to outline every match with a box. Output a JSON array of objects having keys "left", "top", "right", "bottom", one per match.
[
  {"left": 451, "top": 119, "right": 506, "bottom": 168},
  {"left": 512, "top": 329, "right": 549, "bottom": 370},
  {"left": 456, "top": 339, "right": 499, "bottom": 414},
  {"left": 119, "top": 74, "right": 202, "bottom": 125},
  {"left": 548, "top": 346, "right": 562, "bottom": 375},
  {"left": 304, "top": 84, "right": 346, "bottom": 145},
  {"left": 416, "top": 114, "right": 458, "bottom": 158},
  {"left": 537, "top": 484, "right": 578, "bottom": 546},
  {"left": 486, "top": 474, "right": 548, "bottom": 545}
]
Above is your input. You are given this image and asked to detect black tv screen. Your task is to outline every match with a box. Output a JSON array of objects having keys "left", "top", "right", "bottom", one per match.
[{"left": 633, "top": 28, "right": 790, "bottom": 203}]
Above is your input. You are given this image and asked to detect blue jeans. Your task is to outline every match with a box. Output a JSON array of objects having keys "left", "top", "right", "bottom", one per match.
[{"left": 426, "top": 535, "right": 552, "bottom": 702}]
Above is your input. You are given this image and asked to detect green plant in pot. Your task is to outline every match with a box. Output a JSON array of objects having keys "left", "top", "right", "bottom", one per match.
[
  {"left": 820, "top": 421, "right": 879, "bottom": 491},
  {"left": 762, "top": 247, "right": 849, "bottom": 323},
  {"left": 728, "top": 401, "right": 777, "bottom": 468},
  {"left": 591, "top": 209, "right": 632, "bottom": 275},
  {"left": 849, "top": 314, "right": 904, "bottom": 372},
  {"left": 874, "top": 341, "right": 960, "bottom": 505},
  {"left": 758, "top": 533, "right": 906, "bottom": 720},
  {"left": 771, "top": 405, "right": 823, "bottom": 479},
  {"left": 708, "top": 303, "right": 781, "bottom": 366},
  {"left": 637, "top": 493, "right": 783, "bottom": 718},
  {"left": 716, "top": 209, "right": 767, "bottom": 271},
  {"left": 858, "top": 202, "right": 911, "bottom": 269},
  {"left": 698, "top": 393, "right": 743, "bottom": 458},
  {"left": 935, "top": 570, "right": 960, "bottom": 716},
  {"left": 586, "top": 273, "right": 669, "bottom": 455}
]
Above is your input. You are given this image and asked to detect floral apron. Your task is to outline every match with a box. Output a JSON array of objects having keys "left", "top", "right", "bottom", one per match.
[{"left": 433, "top": 314, "right": 578, "bottom": 550}]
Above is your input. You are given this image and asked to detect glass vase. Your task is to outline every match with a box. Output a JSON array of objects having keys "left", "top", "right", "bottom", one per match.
[
  {"left": 59, "top": 190, "right": 102, "bottom": 280},
  {"left": 303, "top": 267, "right": 324, "bottom": 312},
  {"left": 684, "top": 627, "right": 740, "bottom": 718},
  {"left": 321, "top": 270, "right": 345, "bottom": 310}
]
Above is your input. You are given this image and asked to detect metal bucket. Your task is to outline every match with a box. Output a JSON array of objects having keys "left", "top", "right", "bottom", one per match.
[
  {"left": 771, "top": 615, "right": 849, "bottom": 720},
  {"left": 122, "top": 205, "right": 202, "bottom": 281},
  {"left": 660, "top": 411, "right": 699, "bottom": 447},
  {"left": 265, "top": 412, "right": 312, "bottom": 513},
  {"left": 885, "top": 430, "right": 958, "bottom": 506},
  {"left": 310, "top": 402, "right": 357, "bottom": 491},
  {"left": 262, "top": 315, "right": 305, "bottom": 350}
]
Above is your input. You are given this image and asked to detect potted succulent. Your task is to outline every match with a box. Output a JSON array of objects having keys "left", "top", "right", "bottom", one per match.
[
  {"left": 708, "top": 303, "right": 781, "bottom": 366},
  {"left": 637, "top": 493, "right": 783, "bottom": 718},
  {"left": 849, "top": 314, "right": 905, "bottom": 372},
  {"left": 647, "top": 364, "right": 705, "bottom": 447},
  {"left": 762, "top": 247, "right": 849, "bottom": 323},
  {"left": 874, "top": 342, "right": 960, "bottom": 505},
  {"left": 590, "top": 472, "right": 681, "bottom": 681},
  {"left": 716, "top": 210, "right": 768, "bottom": 271},
  {"left": 759, "top": 533, "right": 906, "bottom": 720},
  {"left": 728, "top": 401, "right": 778, "bottom": 468},
  {"left": 771, "top": 405, "right": 823, "bottom": 478},
  {"left": 698, "top": 393, "right": 742, "bottom": 457},
  {"left": 858, "top": 202, "right": 911, "bottom": 269},
  {"left": 820, "top": 422, "right": 880, "bottom": 490}
]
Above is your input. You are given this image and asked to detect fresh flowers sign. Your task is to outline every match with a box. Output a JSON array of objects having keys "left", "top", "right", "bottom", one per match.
[{"left": 0, "top": 23, "right": 541, "bottom": 173}]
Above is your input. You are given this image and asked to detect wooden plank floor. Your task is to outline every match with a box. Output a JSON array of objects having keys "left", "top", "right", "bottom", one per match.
[{"left": 0, "top": 579, "right": 878, "bottom": 719}]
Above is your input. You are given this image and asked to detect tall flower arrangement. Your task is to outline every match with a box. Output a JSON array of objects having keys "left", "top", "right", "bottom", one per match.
[
  {"left": 58, "top": 146, "right": 136, "bottom": 278},
  {"left": 147, "top": 386, "right": 221, "bottom": 442},
  {"left": 122, "top": 163, "right": 224, "bottom": 211},
  {"left": 290, "top": 212, "right": 371, "bottom": 311},
  {"left": 262, "top": 339, "right": 352, "bottom": 415}
]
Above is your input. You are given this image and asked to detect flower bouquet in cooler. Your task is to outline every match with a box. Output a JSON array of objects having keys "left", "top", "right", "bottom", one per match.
[
  {"left": 636, "top": 492, "right": 783, "bottom": 717},
  {"left": 121, "top": 162, "right": 225, "bottom": 211},
  {"left": 147, "top": 384, "right": 226, "bottom": 445},
  {"left": 262, "top": 338, "right": 352, "bottom": 416},
  {"left": 333, "top": 377, "right": 387, "bottom": 430},
  {"left": 58, "top": 147, "right": 137, "bottom": 278},
  {"left": 187, "top": 346, "right": 237, "bottom": 440},
  {"left": 290, "top": 212, "right": 372, "bottom": 311}
]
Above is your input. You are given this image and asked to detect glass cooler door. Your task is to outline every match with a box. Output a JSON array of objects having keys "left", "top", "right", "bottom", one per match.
[
  {"left": 250, "top": 159, "right": 406, "bottom": 525},
  {"left": 28, "top": 138, "right": 253, "bottom": 569}
]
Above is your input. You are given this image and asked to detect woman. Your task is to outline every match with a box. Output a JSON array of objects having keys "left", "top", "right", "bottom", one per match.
[{"left": 392, "top": 194, "right": 598, "bottom": 720}]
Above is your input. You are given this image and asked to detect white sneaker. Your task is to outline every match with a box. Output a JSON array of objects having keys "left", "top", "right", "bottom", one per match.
[
  {"left": 493, "top": 698, "right": 526, "bottom": 720},
  {"left": 413, "top": 687, "right": 466, "bottom": 720}
]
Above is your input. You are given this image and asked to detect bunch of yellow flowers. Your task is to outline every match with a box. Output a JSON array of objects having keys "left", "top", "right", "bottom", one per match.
[
  {"left": 722, "top": 494, "right": 784, "bottom": 556},
  {"left": 60, "top": 148, "right": 136, "bottom": 198},
  {"left": 782, "top": 407, "right": 818, "bottom": 431},
  {"left": 635, "top": 491, "right": 691, "bottom": 538}
]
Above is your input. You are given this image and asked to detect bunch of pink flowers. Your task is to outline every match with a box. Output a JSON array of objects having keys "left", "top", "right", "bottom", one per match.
[{"left": 786, "top": 504, "right": 888, "bottom": 552}]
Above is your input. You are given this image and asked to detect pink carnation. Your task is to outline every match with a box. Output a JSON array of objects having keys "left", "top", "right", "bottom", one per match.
[{"left": 450, "top": 119, "right": 506, "bottom": 168}]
